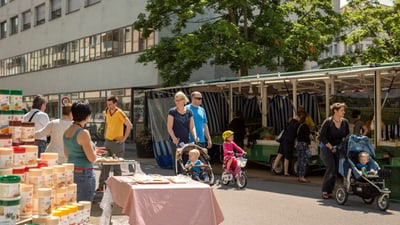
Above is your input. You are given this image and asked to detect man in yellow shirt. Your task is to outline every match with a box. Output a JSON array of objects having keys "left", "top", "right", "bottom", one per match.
[{"left": 97, "top": 96, "right": 133, "bottom": 192}]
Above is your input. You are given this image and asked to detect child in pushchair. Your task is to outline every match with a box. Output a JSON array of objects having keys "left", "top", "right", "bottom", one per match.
[
  {"left": 176, "top": 144, "right": 214, "bottom": 184},
  {"left": 335, "top": 135, "right": 391, "bottom": 211},
  {"left": 184, "top": 149, "right": 210, "bottom": 182}
]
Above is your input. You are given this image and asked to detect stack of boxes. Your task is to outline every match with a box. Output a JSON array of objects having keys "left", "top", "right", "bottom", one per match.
[{"left": 0, "top": 89, "right": 90, "bottom": 225}]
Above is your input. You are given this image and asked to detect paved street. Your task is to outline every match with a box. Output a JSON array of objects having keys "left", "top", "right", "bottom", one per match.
[{"left": 89, "top": 143, "right": 400, "bottom": 225}]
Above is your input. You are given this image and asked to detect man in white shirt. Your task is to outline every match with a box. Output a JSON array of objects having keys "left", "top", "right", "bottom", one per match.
[{"left": 23, "top": 95, "right": 50, "bottom": 157}]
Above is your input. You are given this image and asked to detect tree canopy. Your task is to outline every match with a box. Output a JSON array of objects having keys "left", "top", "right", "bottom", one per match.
[{"left": 134, "top": 0, "right": 342, "bottom": 86}]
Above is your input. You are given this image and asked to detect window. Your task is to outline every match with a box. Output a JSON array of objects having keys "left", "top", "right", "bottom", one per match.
[
  {"left": 36, "top": 4, "right": 45, "bottom": 25},
  {"left": 10, "top": 16, "right": 18, "bottom": 35},
  {"left": 51, "top": 0, "right": 62, "bottom": 20},
  {"left": 67, "top": 0, "right": 80, "bottom": 13},
  {"left": 22, "top": 11, "right": 31, "bottom": 30},
  {"left": 85, "top": 0, "right": 100, "bottom": 7},
  {"left": 0, "top": 21, "right": 6, "bottom": 39},
  {"left": 0, "top": 0, "right": 8, "bottom": 7}
]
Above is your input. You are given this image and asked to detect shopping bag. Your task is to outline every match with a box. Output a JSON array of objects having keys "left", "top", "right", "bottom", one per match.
[{"left": 275, "top": 129, "right": 285, "bottom": 143}]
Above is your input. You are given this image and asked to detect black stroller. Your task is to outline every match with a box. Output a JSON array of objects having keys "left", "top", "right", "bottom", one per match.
[
  {"left": 335, "top": 135, "right": 391, "bottom": 211},
  {"left": 175, "top": 143, "right": 215, "bottom": 185}
]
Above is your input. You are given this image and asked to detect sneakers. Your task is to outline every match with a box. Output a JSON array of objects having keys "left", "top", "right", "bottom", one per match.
[{"left": 96, "top": 187, "right": 104, "bottom": 192}]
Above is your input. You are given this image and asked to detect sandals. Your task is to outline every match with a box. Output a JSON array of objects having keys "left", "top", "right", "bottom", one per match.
[
  {"left": 298, "top": 178, "right": 310, "bottom": 183},
  {"left": 321, "top": 192, "right": 331, "bottom": 199}
]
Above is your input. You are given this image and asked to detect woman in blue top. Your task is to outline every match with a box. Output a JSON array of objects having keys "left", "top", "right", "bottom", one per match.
[
  {"left": 64, "top": 101, "right": 105, "bottom": 201},
  {"left": 167, "top": 91, "right": 198, "bottom": 172}
]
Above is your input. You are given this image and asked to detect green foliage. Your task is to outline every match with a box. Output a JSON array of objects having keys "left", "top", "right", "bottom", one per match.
[{"left": 134, "top": 0, "right": 341, "bottom": 86}]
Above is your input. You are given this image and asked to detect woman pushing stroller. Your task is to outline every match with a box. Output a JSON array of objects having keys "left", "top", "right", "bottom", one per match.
[{"left": 222, "top": 130, "right": 246, "bottom": 176}]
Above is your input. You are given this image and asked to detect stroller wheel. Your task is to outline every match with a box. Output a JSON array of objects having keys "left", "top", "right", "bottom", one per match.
[
  {"left": 362, "top": 197, "right": 375, "bottom": 205},
  {"left": 377, "top": 195, "right": 390, "bottom": 211},
  {"left": 335, "top": 186, "right": 348, "bottom": 205}
]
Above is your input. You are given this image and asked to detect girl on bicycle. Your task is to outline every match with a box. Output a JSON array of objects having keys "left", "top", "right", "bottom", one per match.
[{"left": 222, "top": 130, "right": 246, "bottom": 175}]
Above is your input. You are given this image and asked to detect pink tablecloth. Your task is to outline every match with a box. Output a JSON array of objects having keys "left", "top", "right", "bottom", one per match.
[{"left": 105, "top": 176, "right": 224, "bottom": 225}]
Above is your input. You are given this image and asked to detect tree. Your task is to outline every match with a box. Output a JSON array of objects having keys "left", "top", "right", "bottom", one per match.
[
  {"left": 134, "top": 0, "right": 342, "bottom": 86},
  {"left": 319, "top": 0, "right": 400, "bottom": 68}
]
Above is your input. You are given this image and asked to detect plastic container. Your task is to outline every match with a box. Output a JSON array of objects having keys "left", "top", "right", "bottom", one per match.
[
  {"left": 0, "top": 89, "right": 10, "bottom": 110},
  {"left": 0, "top": 110, "right": 12, "bottom": 134},
  {"left": 37, "top": 188, "right": 52, "bottom": 217},
  {"left": 0, "top": 197, "right": 20, "bottom": 224},
  {"left": 8, "top": 120, "right": 22, "bottom": 145},
  {"left": 22, "top": 144, "right": 38, "bottom": 167},
  {"left": 40, "top": 152, "right": 59, "bottom": 167},
  {"left": 0, "top": 133, "right": 12, "bottom": 148},
  {"left": 11, "top": 109, "right": 25, "bottom": 121},
  {"left": 0, "top": 168, "right": 12, "bottom": 176},
  {"left": 21, "top": 122, "right": 35, "bottom": 143},
  {"left": 67, "top": 183, "right": 77, "bottom": 204},
  {"left": 72, "top": 202, "right": 84, "bottom": 225},
  {"left": 0, "top": 175, "right": 21, "bottom": 198},
  {"left": 28, "top": 168, "right": 42, "bottom": 196},
  {"left": 12, "top": 168, "right": 26, "bottom": 184},
  {"left": 65, "top": 204, "right": 79, "bottom": 224},
  {"left": 0, "top": 147, "right": 13, "bottom": 169},
  {"left": 52, "top": 165, "right": 65, "bottom": 188},
  {"left": 9, "top": 90, "right": 23, "bottom": 110},
  {"left": 79, "top": 200, "right": 91, "bottom": 224},
  {"left": 32, "top": 215, "right": 49, "bottom": 224},
  {"left": 62, "top": 163, "right": 74, "bottom": 185},
  {"left": 57, "top": 206, "right": 71, "bottom": 225},
  {"left": 52, "top": 209, "right": 67, "bottom": 225},
  {"left": 20, "top": 183, "right": 33, "bottom": 219},
  {"left": 55, "top": 186, "right": 67, "bottom": 207},
  {"left": 41, "top": 166, "right": 53, "bottom": 189},
  {"left": 12, "top": 145, "right": 26, "bottom": 169}
]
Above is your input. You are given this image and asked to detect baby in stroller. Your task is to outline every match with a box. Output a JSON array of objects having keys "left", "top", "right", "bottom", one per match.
[
  {"left": 356, "top": 151, "right": 378, "bottom": 176},
  {"left": 185, "top": 149, "right": 210, "bottom": 182},
  {"left": 335, "top": 135, "right": 391, "bottom": 211},
  {"left": 176, "top": 144, "right": 214, "bottom": 184}
]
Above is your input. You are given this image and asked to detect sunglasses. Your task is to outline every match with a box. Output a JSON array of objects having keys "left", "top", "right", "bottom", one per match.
[{"left": 194, "top": 97, "right": 203, "bottom": 100}]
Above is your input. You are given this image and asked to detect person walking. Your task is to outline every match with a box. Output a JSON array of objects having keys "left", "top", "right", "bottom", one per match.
[
  {"left": 296, "top": 111, "right": 312, "bottom": 183},
  {"left": 271, "top": 114, "right": 300, "bottom": 176},
  {"left": 186, "top": 91, "right": 212, "bottom": 148},
  {"left": 23, "top": 95, "right": 50, "bottom": 157},
  {"left": 64, "top": 101, "right": 106, "bottom": 201},
  {"left": 167, "top": 91, "right": 198, "bottom": 172},
  {"left": 97, "top": 96, "right": 133, "bottom": 192},
  {"left": 319, "top": 102, "right": 349, "bottom": 199},
  {"left": 35, "top": 104, "right": 73, "bottom": 163}
]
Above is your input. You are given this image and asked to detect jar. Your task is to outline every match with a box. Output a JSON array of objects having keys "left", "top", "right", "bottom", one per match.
[
  {"left": 12, "top": 168, "right": 25, "bottom": 184},
  {"left": 72, "top": 202, "right": 84, "bottom": 225},
  {"left": 40, "top": 152, "right": 58, "bottom": 167},
  {"left": 46, "top": 215, "right": 61, "bottom": 225},
  {"left": 28, "top": 168, "right": 42, "bottom": 196},
  {"left": 0, "top": 147, "right": 13, "bottom": 169},
  {"left": 9, "top": 90, "right": 22, "bottom": 110},
  {"left": 55, "top": 186, "right": 67, "bottom": 207},
  {"left": 0, "top": 197, "right": 20, "bottom": 224},
  {"left": 37, "top": 188, "right": 52, "bottom": 217},
  {"left": 0, "top": 110, "right": 12, "bottom": 134},
  {"left": 52, "top": 209, "right": 67, "bottom": 225},
  {"left": 19, "top": 183, "right": 33, "bottom": 219},
  {"left": 0, "top": 175, "right": 21, "bottom": 198},
  {"left": 0, "top": 134, "right": 12, "bottom": 148},
  {"left": 65, "top": 204, "right": 78, "bottom": 224},
  {"left": 52, "top": 165, "right": 65, "bottom": 188},
  {"left": 41, "top": 166, "right": 53, "bottom": 189},
  {"left": 21, "top": 122, "right": 35, "bottom": 143},
  {"left": 8, "top": 120, "right": 22, "bottom": 145},
  {"left": 79, "top": 200, "right": 91, "bottom": 224},
  {"left": 11, "top": 109, "right": 25, "bottom": 121},
  {"left": 62, "top": 163, "right": 74, "bottom": 185},
  {"left": 32, "top": 215, "right": 49, "bottom": 224},
  {"left": 57, "top": 206, "right": 71, "bottom": 225},
  {"left": 12, "top": 145, "right": 26, "bottom": 169},
  {"left": 0, "top": 89, "right": 10, "bottom": 110},
  {"left": 21, "top": 145, "right": 38, "bottom": 167},
  {"left": 0, "top": 168, "right": 12, "bottom": 176},
  {"left": 67, "top": 183, "right": 77, "bottom": 204}
]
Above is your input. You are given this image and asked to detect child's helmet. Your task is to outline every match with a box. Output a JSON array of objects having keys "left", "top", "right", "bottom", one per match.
[{"left": 222, "top": 130, "right": 234, "bottom": 141}]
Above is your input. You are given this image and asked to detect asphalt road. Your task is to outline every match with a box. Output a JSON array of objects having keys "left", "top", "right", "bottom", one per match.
[{"left": 88, "top": 144, "right": 400, "bottom": 225}]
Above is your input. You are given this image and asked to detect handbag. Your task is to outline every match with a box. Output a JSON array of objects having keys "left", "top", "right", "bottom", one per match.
[{"left": 275, "top": 129, "right": 285, "bottom": 143}]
